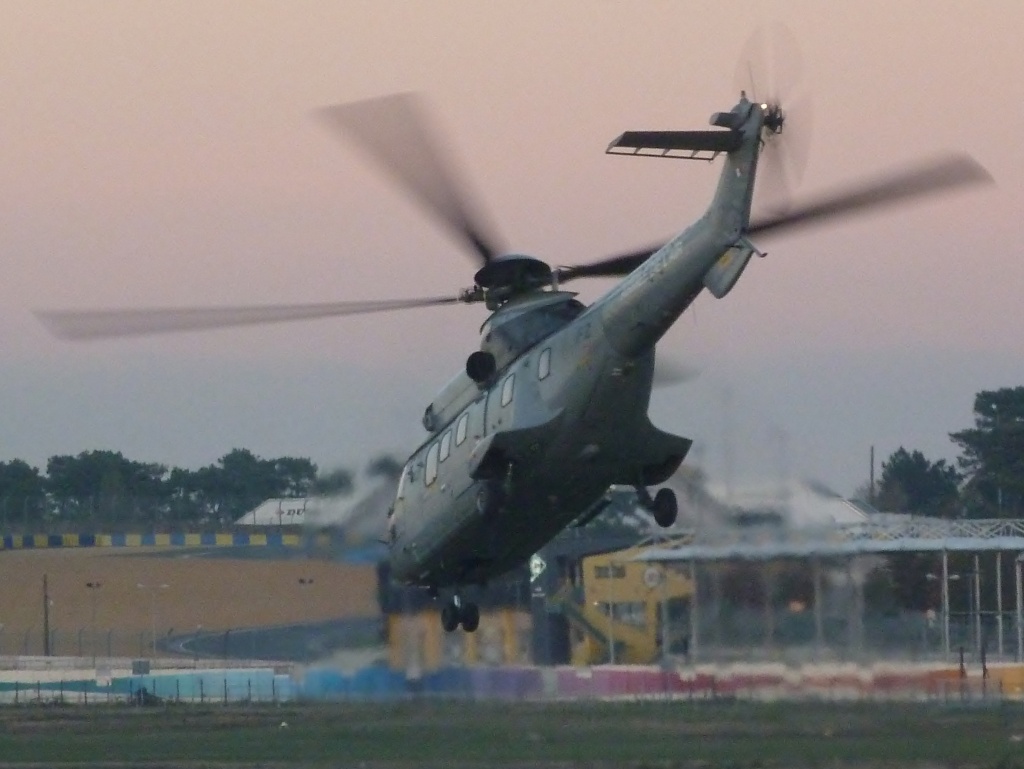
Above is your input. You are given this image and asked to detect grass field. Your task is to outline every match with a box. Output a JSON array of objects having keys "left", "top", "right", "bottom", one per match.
[{"left": 0, "top": 700, "right": 1022, "bottom": 767}]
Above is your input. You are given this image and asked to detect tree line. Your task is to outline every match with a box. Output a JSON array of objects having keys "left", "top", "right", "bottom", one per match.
[
  {"left": 0, "top": 448, "right": 403, "bottom": 529},
  {"left": 867, "top": 386, "right": 1024, "bottom": 520}
]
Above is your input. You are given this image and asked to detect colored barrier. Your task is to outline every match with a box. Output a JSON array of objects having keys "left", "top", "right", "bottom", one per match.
[
  {"left": 0, "top": 531, "right": 301, "bottom": 551},
  {"left": 4, "top": 661, "right": 1023, "bottom": 704},
  {"left": 0, "top": 668, "right": 294, "bottom": 704},
  {"left": 293, "top": 661, "right": 1024, "bottom": 702}
]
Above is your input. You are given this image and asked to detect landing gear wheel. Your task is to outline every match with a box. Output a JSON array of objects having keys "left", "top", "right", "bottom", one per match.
[
  {"left": 652, "top": 488, "right": 678, "bottom": 528},
  {"left": 440, "top": 602, "right": 460, "bottom": 633},
  {"left": 460, "top": 602, "right": 480, "bottom": 633}
]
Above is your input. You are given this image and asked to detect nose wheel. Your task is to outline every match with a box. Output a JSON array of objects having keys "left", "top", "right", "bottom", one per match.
[
  {"left": 440, "top": 595, "right": 480, "bottom": 633},
  {"left": 636, "top": 484, "right": 678, "bottom": 528}
]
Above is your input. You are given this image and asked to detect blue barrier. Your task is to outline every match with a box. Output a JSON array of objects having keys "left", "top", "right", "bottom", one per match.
[{"left": 298, "top": 664, "right": 407, "bottom": 699}]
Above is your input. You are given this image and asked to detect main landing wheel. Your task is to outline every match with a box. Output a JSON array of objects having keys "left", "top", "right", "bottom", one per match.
[
  {"left": 652, "top": 488, "right": 678, "bottom": 528},
  {"left": 438, "top": 597, "right": 481, "bottom": 634},
  {"left": 440, "top": 602, "right": 460, "bottom": 633},
  {"left": 460, "top": 602, "right": 480, "bottom": 633},
  {"left": 440, "top": 598, "right": 480, "bottom": 633}
]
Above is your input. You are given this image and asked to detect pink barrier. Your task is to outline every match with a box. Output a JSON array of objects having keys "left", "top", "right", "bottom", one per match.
[{"left": 545, "top": 663, "right": 995, "bottom": 701}]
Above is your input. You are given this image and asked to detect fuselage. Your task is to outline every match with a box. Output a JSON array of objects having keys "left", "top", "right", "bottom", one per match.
[
  {"left": 388, "top": 294, "right": 664, "bottom": 588},
  {"left": 388, "top": 96, "right": 767, "bottom": 591}
]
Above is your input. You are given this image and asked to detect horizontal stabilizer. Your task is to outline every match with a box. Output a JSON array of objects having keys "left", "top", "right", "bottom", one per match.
[{"left": 607, "top": 130, "right": 741, "bottom": 160}]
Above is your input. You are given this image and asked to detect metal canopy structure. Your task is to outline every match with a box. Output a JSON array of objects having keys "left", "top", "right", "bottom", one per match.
[{"left": 633, "top": 518, "right": 1024, "bottom": 663}]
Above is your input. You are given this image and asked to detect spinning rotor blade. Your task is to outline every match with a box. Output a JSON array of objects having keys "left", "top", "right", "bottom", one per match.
[
  {"left": 747, "top": 154, "right": 992, "bottom": 237},
  {"left": 555, "top": 154, "right": 989, "bottom": 283},
  {"left": 317, "top": 93, "right": 504, "bottom": 265},
  {"left": 735, "top": 23, "right": 813, "bottom": 212},
  {"left": 554, "top": 244, "right": 662, "bottom": 282},
  {"left": 36, "top": 296, "right": 462, "bottom": 341}
]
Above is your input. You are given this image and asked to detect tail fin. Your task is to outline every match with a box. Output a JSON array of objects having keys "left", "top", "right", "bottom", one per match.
[{"left": 606, "top": 95, "right": 766, "bottom": 237}]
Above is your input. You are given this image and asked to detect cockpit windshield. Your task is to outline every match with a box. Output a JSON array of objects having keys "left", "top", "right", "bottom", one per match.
[{"left": 482, "top": 294, "right": 584, "bottom": 367}]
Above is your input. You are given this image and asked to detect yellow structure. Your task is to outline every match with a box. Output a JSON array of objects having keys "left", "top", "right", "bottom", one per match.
[
  {"left": 388, "top": 609, "right": 532, "bottom": 672},
  {"left": 558, "top": 546, "right": 692, "bottom": 665}
]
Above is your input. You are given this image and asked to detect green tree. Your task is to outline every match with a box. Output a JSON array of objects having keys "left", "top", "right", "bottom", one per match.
[
  {"left": 45, "top": 450, "right": 168, "bottom": 523},
  {"left": 0, "top": 459, "right": 46, "bottom": 526},
  {"left": 178, "top": 449, "right": 319, "bottom": 525},
  {"left": 871, "top": 448, "right": 958, "bottom": 612},
  {"left": 875, "top": 447, "right": 961, "bottom": 517},
  {"left": 950, "top": 387, "right": 1024, "bottom": 517}
]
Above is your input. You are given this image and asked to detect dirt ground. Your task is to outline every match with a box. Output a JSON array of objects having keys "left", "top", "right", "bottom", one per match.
[{"left": 0, "top": 547, "right": 378, "bottom": 656}]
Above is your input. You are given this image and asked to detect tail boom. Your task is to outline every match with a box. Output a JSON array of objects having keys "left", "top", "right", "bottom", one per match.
[{"left": 593, "top": 96, "right": 766, "bottom": 358}]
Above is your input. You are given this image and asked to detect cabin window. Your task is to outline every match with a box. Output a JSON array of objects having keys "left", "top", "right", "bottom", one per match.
[
  {"left": 425, "top": 443, "right": 439, "bottom": 486},
  {"left": 501, "top": 374, "right": 515, "bottom": 407},
  {"left": 455, "top": 413, "right": 469, "bottom": 446},
  {"left": 538, "top": 348, "right": 551, "bottom": 380},
  {"left": 396, "top": 466, "right": 410, "bottom": 500},
  {"left": 439, "top": 430, "right": 452, "bottom": 462}
]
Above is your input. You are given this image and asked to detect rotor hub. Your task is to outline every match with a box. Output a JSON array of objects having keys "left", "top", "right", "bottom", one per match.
[
  {"left": 473, "top": 254, "right": 553, "bottom": 292},
  {"left": 762, "top": 103, "right": 785, "bottom": 134}
]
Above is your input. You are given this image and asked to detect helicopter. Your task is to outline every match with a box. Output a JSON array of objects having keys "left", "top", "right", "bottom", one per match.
[{"left": 37, "top": 87, "right": 989, "bottom": 634}]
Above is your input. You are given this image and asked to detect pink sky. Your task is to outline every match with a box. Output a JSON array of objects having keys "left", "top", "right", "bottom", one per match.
[{"left": 1, "top": 1, "right": 1022, "bottom": 494}]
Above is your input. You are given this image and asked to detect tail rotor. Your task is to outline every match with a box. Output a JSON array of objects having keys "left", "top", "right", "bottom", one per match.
[{"left": 735, "top": 23, "right": 814, "bottom": 213}]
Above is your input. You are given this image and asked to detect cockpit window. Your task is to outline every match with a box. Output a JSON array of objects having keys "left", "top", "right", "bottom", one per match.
[
  {"left": 455, "top": 413, "right": 469, "bottom": 445},
  {"left": 483, "top": 297, "right": 585, "bottom": 364},
  {"left": 439, "top": 430, "right": 452, "bottom": 462}
]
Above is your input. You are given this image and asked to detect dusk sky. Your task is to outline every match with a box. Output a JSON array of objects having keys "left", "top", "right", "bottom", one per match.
[{"left": 2, "top": 1, "right": 1022, "bottom": 497}]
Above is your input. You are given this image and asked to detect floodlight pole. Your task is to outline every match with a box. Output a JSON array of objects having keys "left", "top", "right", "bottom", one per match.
[
  {"left": 137, "top": 583, "right": 169, "bottom": 658},
  {"left": 973, "top": 554, "right": 982, "bottom": 654},
  {"left": 85, "top": 581, "right": 101, "bottom": 667},
  {"left": 1015, "top": 553, "right": 1023, "bottom": 662},
  {"left": 689, "top": 560, "right": 699, "bottom": 663},
  {"left": 607, "top": 601, "right": 616, "bottom": 665},
  {"left": 812, "top": 556, "right": 824, "bottom": 659},
  {"left": 42, "top": 574, "right": 51, "bottom": 657},
  {"left": 941, "top": 551, "right": 950, "bottom": 660},
  {"left": 996, "top": 552, "right": 1004, "bottom": 657},
  {"left": 660, "top": 563, "right": 669, "bottom": 665}
]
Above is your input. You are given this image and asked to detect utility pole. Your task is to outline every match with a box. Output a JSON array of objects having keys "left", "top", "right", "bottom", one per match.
[
  {"left": 137, "top": 583, "right": 169, "bottom": 658},
  {"left": 42, "top": 574, "right": 51, "bottom": 656},
  {"left": 869, "top": 446, "right": 875, "bottom": 506},
  {"left": 86, "top": 582, "right": 102, "bottom": 667}
]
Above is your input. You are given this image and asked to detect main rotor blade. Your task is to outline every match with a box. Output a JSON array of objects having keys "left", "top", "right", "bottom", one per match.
[
  {"left": 747, "top": 154, "right": 992, "bottom": 237},
  {"left": 554, "top": 244, "right": 663, "bottom": 282},
  {"left": 317, "top": 93, "right": 504, "bottom": 265},
  {"left": 36, "top": 296, "right": 462, "bottom": 341},
  {"left": 555, "top": 156, "right": 988, "bottom": 285}
]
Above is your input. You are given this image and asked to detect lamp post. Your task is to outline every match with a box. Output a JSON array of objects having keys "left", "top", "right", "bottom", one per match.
[
  {"left": 946, "top": 572, "right": 962, "bottom": 656},
  {"left": 993, "top": 404, "right": 1003, "bottom": 513},
  {"left": 137, "top": 583, "right": 169, "bottom": 658},
  {"left": 1016, "top": 553, "right": 1023, "bottom": 662},
  {"left": 950, "top": 569, "right": 981, "bottom": 654},
  {"left": 85, "top": 581, "right": 101, "bottom": 667}
]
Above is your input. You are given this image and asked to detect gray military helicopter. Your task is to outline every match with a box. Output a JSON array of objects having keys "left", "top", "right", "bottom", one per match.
[{"left": 38, "top": 89, "right": 989, "bottom": 634}]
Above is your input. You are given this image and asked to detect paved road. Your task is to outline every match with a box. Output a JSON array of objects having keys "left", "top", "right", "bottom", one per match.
[{"left": 163, "top": 616, "right": 383, "bottom": 663}]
